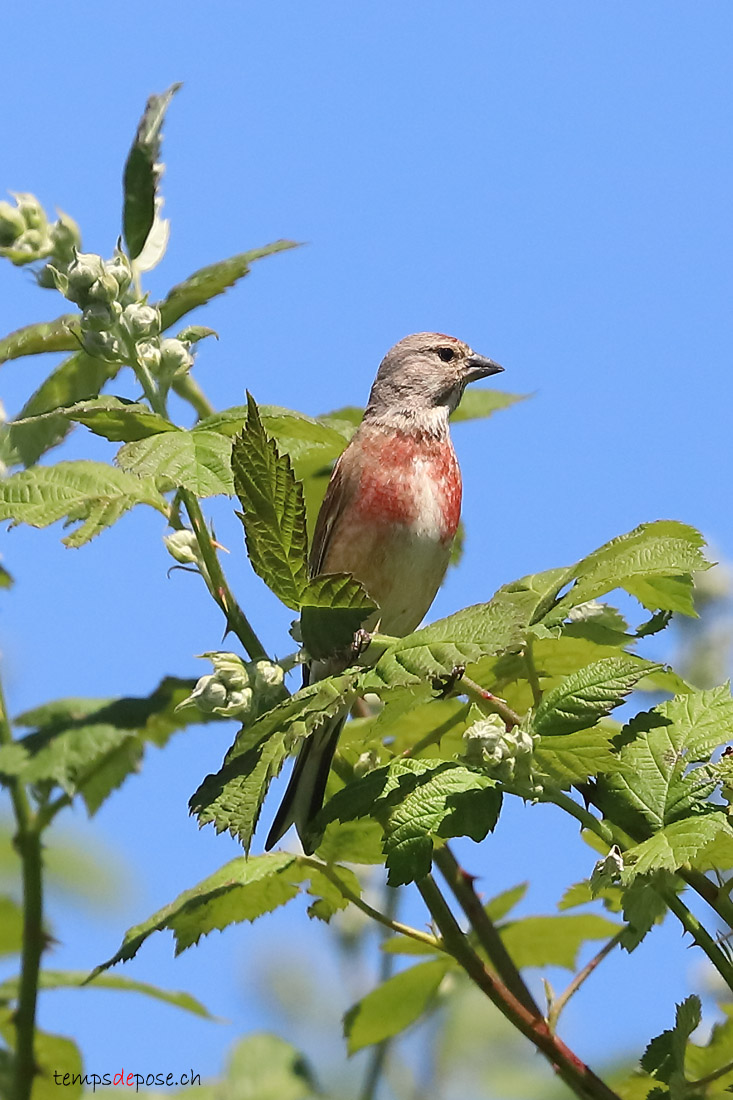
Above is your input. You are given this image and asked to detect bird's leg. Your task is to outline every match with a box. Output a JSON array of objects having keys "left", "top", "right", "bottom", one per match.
[
  {"left": 350, "top": 628, "right": 373, "bottom": 662},
  {"left": 432, "top": 664, "right": 466, "bottom": 699}
]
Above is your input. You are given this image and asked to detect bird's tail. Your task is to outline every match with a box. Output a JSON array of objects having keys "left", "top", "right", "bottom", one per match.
[{"left": 265, "top": 714, "right": 346, "bottom": 854}]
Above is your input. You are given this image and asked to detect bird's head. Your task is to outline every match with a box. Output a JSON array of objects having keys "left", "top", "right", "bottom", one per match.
[{"left": 364, "top": 332, "right": 503, "bottom": 422}]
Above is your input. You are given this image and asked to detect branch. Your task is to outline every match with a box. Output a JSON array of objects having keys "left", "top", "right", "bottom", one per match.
[
  {"left": 460, "top": 675, "right": 522, "bottom": 729},
  {"left": 548, "top": 931, "right": 624, "bottom": 1030},
  {"left": 416, "top": 874, "right": 622, "bottom": 1100}
]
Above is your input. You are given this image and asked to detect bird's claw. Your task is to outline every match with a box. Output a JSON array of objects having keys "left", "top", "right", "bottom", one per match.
[
  {"left": 351, "top": 628, "right": 372, "bottom": 660},
  {"left": 432, "top": 664, "right": 466, "bottom": 698}
]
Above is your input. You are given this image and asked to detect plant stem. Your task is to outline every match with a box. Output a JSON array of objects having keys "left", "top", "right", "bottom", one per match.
[
  {"left": 433, "top": 845, "right": 540, "bottom": 1016},
  {"left": 524, "top": 639, "right": 543, "bottom": 708},
  {"left": 415, "top": 874, "right": 622, "bottom": 1100},
  {"left": 688, "top": 1057, "right": 733, "bottom": 1091},
  {"left": 0, "top": 673, "right": 44, "bottom": 1100},
  {"left": 548, "top": 931, "right": 624, "bottom": 1030},
  {"left": 662, "top": 888, "right": 733, "bottom": 993},
  {"left": 179, "top": 489, "right": 268, "bottom": 660},
  {"left": 359, "top": 886, "right": 400, "bottom": 1100},
  {"left": 304, "top": 860, "right": 445, "bottom": 954},
  {"left": 460, "top": 675, "right": 522, "bottom": 729}
]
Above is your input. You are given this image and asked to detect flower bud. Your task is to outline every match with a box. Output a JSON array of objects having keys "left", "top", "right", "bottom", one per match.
[
  {"left": 105, "top": 250, "right": 133, "bottom": 294},
  {"left": 86, "top": 271, "right": 122, "bottom": 305},
  {"left": 163, "top": 529, "right": 200, "bottom": 565},
  {"left": 66, "top": 252, "right": 107, "bottom": 304},
  {"left": 82, "top": 304, "right": 116, "bottom": 333},
  {"left": 190, "top": 675, "right": 229, "bottom": 712},
  {"left": 14, "top": 193, "right": 46, "bottom": 231},
  {"left": 159, "top": 337, "right": 193, "bottom": 377},
  {"left": 137, "top": 341, "right": 162, "bottom": 372},
  {"left": 81, "top": 329, "right": 123, "bottom": 362},
  {"left": 0, "top": 201, "right": 26, "bottom": 245},
  {"left": 120, "top": 302, "right": 161, "bottom": 341},
  {"left": 51, "top": 212, "right": 82, "bottom": 258}
]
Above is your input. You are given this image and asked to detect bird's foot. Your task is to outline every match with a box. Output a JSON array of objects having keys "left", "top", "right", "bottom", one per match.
[
  {"left": 351, "top": 628, "right": 373, "bottom": 661},
  {"left": 432, "top": 664, "right": 466, "bottom": 698}
]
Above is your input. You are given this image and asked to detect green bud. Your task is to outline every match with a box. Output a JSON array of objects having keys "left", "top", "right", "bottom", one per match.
[
  {"left": 17, "top": 230, "right": 44, "bottom": 253},
  {"left": 106, "top": 249, "right": 133, "bottom": 295},
  {"left": 120, "top": 302, "right": 161, "bottom": 341},
  {"left": 0, "top": 200, "right": 26, "bottom": 246},
  {"left": 82, "top": 304, "right": 116, "bottom": 332},
  {"left": 81, "top": 329, "right": 123, "bottom": 362},
  {"left": 163, "top": 529, "right": 200, "bottom": 565},
  {"left": 14, "top": 192, "right": 46, "bottom": 231},
  {"left": 51, "top": 211, "right": 82, "bottom": 257},
  {"left": 66, "top": 251, "right": 107, "bottom": 304},
  {"left": 86, "top": 271, "right": 121, "bottom": 304},
  {"left": 137, "top": 341, "right": 162, "bottom": 372},
  {"left": 159, "top": 337, "right": 194, "bottom": 377},
  {"left": 191, "top": 675, "right": 228, "bottom": 712}
]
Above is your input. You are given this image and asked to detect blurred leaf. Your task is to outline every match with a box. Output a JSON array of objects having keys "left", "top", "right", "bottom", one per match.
[
  {"left": 532, "top": 657, "right": 661, "bottom": 738},
  {"left": 191, "top": 671, "right": 359, "bottom": 850},
  {"left": 0, "top": 896, "right": 22, "bottom": 956},
  {"left": 499, "top": 913, "right": 620, "bottom": 970},
  {"left": 685, "top": 1004, "right": 733, "bottom": 1091},
  {"left": 123, "top": 83, "right": 181, "bottom": 259},
  {"left": 0, "top": 315, "right": 79, "bottom": 365},
  {"left": 451, "top": 388, "right": 527, "bottom": 423},
  {"left": 232, "top": 394, "right": 309, "bottom": 610},
  {"left": 158, "top": 241, "right": 300, "bottom": 330},
  {"left": 314, "top": 819, "right": 385, "bottom": 865},
  {"left": 641, "top": 995, "right": 701, "bottom": 1087},
  {"left": 0, "top": 564, "right": 12, "bottom": 589},
  {"left": 225, "top": 1033, "right": 317, "bottom": 1100},
  {"left": 32, "top": 1031, "right": 84, "bottom": 1100},
  {"left": 0, "top": 970, "right": 215, "bottom": 1018},
  {"left": 344, "top": 958, "right": 450, "bottom": 1053},
  {"left": 117, "top": 428, "right": 234, "bottom": 496},
  {"left": 0, "top": 352, "right": 121, "bottom": 468},
  {"left": 0, "top": 460, "right": 167, "bottom": 546},
  {"left": 300, "top": 573, "right": 377, "bottom": 660},
  {"left": 484, "top": 882, "right": 529, "bottom": 922}
]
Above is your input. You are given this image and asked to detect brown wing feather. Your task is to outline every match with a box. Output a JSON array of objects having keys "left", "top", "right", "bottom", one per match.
[{"left": 308, "top": 450, "right": 354, "bottom": 578}]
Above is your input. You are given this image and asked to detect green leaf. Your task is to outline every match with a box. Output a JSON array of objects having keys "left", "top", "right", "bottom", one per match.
[
  {"left": 547, "top": 522, "right": 709, "bottom": 623},
  {"left": 685, "top": 1005, "right": 733, "bottom": 1092},
  {"left": 191, "top": 672, "right": 359, "bottom": 849},
  {"left": 65, "top": 397, "right": 176, "bottom": 442},
  {"left": 499, "top": 913, "right": 621, "bottom": 970},
  {"left": 0, "top": 352, "right": 121, "bottom": 468},
  {"left": 641, "top": 995, "right": 701, "bottom": 1087},
  {"left": 0, "top": 315, "right": 79, "bottom": 365},
  {"left": 451, "top": 388, "right": 527, "bottom": 423},
  {"left": 91, "top": 852, "right": 356, "bottom": 972},
  {"left": 0, "top": 460, "right": 168, "bottom": 546},
  {"left": 320, "top": 757, "right": 501, "bottom": 886},
  {"left": 532, "top": 657, "right": 661, "bottom": 737},
  {"left": 123, "top": 83, "right": 181, "bottom": 259},
  {"left": 0, "top": 564, "right": 12, "bottom": 589},
  {"left": 596, "top": 687, "right": 733, "bottom": 837},
  {"left": 232, "top": 394, "right": 309, "bottom": 610},
  {"left": 344, "top": 959, "right": 450, "bottom": 1053},
  {"left": 300, "top": 573, "right": 378, "bottom": 660},
  {"left": 363, "top": 586, "right": 540, "bottom": 690},
  {"left": 158, "top": 241, "right": 300, "bottom": 330},
  {"left": 0, "top": 677, "right": 214, "bottom": 814},
  {"left": 223, "top": 1033, "right": 317, "bottom": 1100},
  {"left": 0, "top": 896, "right": 23, "bottom": 957},
  {"left": 314, "top": 819, "right": 385, "bottom": 865},
  {"left": 31, "top": 1031, "right": 84, "bottom": 1100},
  {"left": 485, "top": 882, "right": 529, "bottom": 922},
  {"left": 534, "top": 726, "right": 620, "bottom": 786},
  {"left": 623, "top": 812, "right": 731, "bottom": 878},
  {"left": 117, "top": 427, "right": 234, "bottom": 496},
  {"left": 0, "top": 970, "right": 215, "bottom": 1018}
]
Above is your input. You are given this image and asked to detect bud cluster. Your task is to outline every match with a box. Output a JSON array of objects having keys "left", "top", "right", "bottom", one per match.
[
  {"left": 178, "top": 652, "right": 287, "bottom": 723},
  {"left": 0, "top": 192, "right": 81, "bottom": 274},
  {"left": 462, "top": 713, "right": 539, "bottom": 786}
]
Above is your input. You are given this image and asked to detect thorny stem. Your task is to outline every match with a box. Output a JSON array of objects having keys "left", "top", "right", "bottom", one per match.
[
  {"left": 415, "top": 874, "right": 622, "bottom": 1100},
  {"left": 548, "top": 931, "right": 624, "bottom": 1030},
  {"left": 0, "top": 671, "right": 44, "bottom": 1100},
  {"left": 302, "top": 859, "right": 445, "bottom": 955},
  {"left": 662, "top": 889, "right": 733, "bottom": 993},
  {"left": 460, "top": 675, "right": 523, "bottom": 729},
  {"left": 433, "top": 845, "right": 540, "bottom": 1017}
]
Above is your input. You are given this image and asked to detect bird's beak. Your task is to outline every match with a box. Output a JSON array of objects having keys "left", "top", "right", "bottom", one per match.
[{"left": 464, "top": 353, "right": 504, "bottom": 381}]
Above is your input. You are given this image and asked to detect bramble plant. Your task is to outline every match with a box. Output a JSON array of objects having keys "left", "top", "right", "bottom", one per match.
[{"left": 1, "top": 85, "right": 733, "bottom": 1100}]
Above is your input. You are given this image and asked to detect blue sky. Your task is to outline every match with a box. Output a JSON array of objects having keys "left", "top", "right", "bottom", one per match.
[{"left": 1, "top": 1, "right": 732, "bottom": 1091}]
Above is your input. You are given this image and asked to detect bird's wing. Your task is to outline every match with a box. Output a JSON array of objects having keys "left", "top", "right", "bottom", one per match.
[{"left": 308, "top": 450, "right": 353, "bottom": 578}]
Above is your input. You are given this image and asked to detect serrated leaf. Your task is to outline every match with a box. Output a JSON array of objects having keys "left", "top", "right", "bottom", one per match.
[
  {"left": 191, "top": 671, "right": 359, "bottom": 848},
  {"left": 0, "top": 352, "right": 121, "bottom": 468},
  {"left": 117, "top": 428, "right": 234, "bottom": 496},
  {"left": 232, "top": 394, "right": 309, "bottom": 610},
  {"left": 300, "top": 573, "right": 378, "bottom": 659},
  {"left": 0, "top": 315, "right": 79, "bottom": 365},
  {"left": 641, "top": 995, "right": 701, "bottom": 1086},
  {"left": 532, "top": 657, "right": 660, "bottom": 738},
  {"left": 0, "top": 970, "right": 214, "bottom": 1019},
  {"left": 0, "top": 460, "right": 167, "bottom": 546},
  {"left": 66, "top": 397, "right": 176, "bottom": 442},
  {"left": 0, "top": 677, "right": 214, "bottom": 814},
  {"left": 319, "top": 757, "right": 501, "bottom": 886},
  {"left": 123, "top": 83, "right": 181, "bottom": 259},
  {"left": 304, "top": 863, "right": 362, "bottom": 921},
  {"left": 158, "top": 241, "right": 300, "bottom": 330},
  {"left": 623, "top": 812, "right": 731, "bottom": 878},
  {"left": 315, "top": 819, "right": 388, "bottom": 865},
  {"left": 499, "top": 913, "right": 621, "bottom": 970},
  {"left": 596, "top": 688, "right": 733, "bottom": 836},
  {"left": 546, "top": 522, "right": 709, "bottom": 624},
  {"left": 534, "top": 725, "right": 620, "bottom": 786},
  {"left": 450, "top": 388, "right": 527, "bottom": 423},
  {"left": 344, "top": 959, "right": 450, "bottom": 1053}
]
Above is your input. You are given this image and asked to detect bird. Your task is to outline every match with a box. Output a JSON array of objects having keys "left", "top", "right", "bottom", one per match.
[{"left": 265, "top": 332, "right": 504, "bottom": 852}]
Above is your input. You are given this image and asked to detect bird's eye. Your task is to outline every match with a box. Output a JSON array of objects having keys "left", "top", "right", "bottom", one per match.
[{"left": 437, "top": 347, "right": 455, "bottom": 363}]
